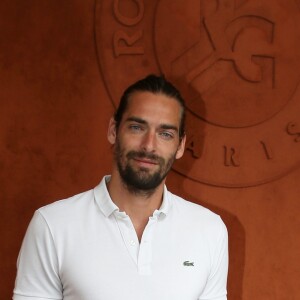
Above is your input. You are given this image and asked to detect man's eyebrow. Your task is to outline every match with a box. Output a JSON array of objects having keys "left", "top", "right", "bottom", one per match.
[
  {"left": 160, "top": 124, "right": 178, "bottom": 132},
  {"left": 126, "top": 116, "right": 147, "bottom": 124},
  {"left": 126, "top": 116, "right": 179, "bottom": 132}
]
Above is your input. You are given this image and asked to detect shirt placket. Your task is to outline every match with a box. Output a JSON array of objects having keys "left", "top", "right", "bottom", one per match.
[
  {"left": 138, "top": 214, "right": 160, "bottom": 276},
  {"left": 114, "top": 211, "right": 160, "bottom": 276},
  {"left": 114, "top": 211, "right": 140, "bottom": 265}
]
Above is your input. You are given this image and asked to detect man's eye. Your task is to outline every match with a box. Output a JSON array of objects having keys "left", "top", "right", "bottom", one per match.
[
  {"left": 129, "top": 124, "right": 143, "bottom": 131},
  {"left": 159, "top": 131, "right": 174, "bottom": 139}
]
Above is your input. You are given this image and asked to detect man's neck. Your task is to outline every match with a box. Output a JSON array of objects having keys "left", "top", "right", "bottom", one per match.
[{"left": 107, "top": 171, "right": 165, "bottom": 241}]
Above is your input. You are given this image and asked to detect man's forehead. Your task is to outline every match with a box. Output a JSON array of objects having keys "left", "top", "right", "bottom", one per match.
[{"left": 126, "top": 91, "right": 181, "bottom": 112}]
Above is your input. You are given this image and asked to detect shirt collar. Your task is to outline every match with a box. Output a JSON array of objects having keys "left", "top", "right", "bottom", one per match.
[
  {"left": 154, "top": 185, "right": 169, "bottom": 217},
  {"left": 93, "top": 175, "right": 171, "bottom": 218},
  {"left": 93, "top": 175, "right": 119, "bottom": 217}
]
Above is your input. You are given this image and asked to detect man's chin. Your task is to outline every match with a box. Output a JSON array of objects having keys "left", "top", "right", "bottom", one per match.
[{"left": 122, "top": 172, "right": 163, "bottom": 191}]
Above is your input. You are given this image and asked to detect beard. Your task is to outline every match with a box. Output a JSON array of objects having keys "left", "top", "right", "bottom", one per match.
[{"left": 114, "top": 139, "right": 176, "bottom": 194}]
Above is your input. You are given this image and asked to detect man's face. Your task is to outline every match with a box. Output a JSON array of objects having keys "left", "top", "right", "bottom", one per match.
[{"left": 108, "top": 91, "right": 186, "bottom": 193}]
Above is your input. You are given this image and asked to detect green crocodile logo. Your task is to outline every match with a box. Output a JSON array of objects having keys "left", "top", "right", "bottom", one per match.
[{"left": 183, "top": 261, "right": 194, "bottom": 266}]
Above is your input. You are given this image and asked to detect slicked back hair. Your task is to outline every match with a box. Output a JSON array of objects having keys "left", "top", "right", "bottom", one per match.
[{"left": 114, "top": 74, "right": 186, "bottom": 139}]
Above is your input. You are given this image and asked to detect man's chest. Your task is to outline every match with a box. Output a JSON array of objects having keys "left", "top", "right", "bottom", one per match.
[{"left": 56, "top": 219, "right": 211, "bottom": 300}]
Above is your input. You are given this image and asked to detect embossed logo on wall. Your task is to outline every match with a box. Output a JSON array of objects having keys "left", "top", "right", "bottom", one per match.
[{"left": 95, "top": 0, "right": 300, "bottom": 187}]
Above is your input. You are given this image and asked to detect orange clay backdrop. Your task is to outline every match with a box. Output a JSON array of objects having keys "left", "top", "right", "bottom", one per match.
[{"left": 1, "top": 1, "right": 300, "bottom": 299}]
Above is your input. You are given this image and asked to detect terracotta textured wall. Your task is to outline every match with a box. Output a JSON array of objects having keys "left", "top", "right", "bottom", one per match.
[{"left": 1, "top": 1, "right": 300, "bottom": 299}]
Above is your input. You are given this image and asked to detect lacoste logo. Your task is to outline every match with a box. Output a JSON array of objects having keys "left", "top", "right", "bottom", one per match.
[{"left": 183, "top": 261, "right": 194, "bottom": 266}]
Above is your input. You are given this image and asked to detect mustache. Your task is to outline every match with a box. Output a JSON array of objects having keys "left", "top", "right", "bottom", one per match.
[{"left": 126, "top": 151, "right": 163, "bottom": 163}]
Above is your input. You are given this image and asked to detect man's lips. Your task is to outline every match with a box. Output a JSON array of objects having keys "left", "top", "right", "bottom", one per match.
[
  {"left": 127, "top": 151, "right": 161, "bottom": 166},
  {"left": 133, "top": 158, "right": 158, "bottom": 165}
]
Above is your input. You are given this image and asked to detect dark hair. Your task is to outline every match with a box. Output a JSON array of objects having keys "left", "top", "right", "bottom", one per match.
[{"left": 114, "top": 74, "right": 186, "bottom": 139}]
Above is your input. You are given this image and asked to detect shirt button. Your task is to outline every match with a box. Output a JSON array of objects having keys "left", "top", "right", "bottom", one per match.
[{"left": 130, "top": 240, "right": 136, "bottom": 246}]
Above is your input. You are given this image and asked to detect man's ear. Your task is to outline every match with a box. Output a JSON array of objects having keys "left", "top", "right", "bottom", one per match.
[
  {"left": 175, "top": 134, "right": 186, "bottom": 159},
  {"left": 107, "top": 118, "right": 117, "bottom": 145}
]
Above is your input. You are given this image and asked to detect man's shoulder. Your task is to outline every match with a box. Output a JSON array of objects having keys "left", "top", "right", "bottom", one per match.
[
  {"left": 37, "top": 187, "right": 95, "bottom": 220},
  {"left": 168, "top": 190, "right": 215, "bottom": 214},
  {"left": 167, "top": 190, "right": 225, "bottom": 228}
]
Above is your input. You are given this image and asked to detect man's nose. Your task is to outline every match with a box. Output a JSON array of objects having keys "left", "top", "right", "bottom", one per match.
[{"left": 141, "top": 131, "right": 157, "bottom": 152}]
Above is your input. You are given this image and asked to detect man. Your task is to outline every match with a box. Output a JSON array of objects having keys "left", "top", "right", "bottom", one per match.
[{"left": 13, "top": 75, "right": 228, "bottom": 300}]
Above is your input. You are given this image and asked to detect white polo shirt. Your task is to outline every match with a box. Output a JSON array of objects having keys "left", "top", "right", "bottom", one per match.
[{"left": 13, "top": 176, "right": 228, "bottom": 300}]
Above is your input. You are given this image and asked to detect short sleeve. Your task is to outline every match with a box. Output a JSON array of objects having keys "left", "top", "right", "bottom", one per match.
[
  {"left": 13, "top": 211, "right": 63, "bottom": 300},
  {"left": 199, "top": 218, "right": 229, "bottom": 300}
]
